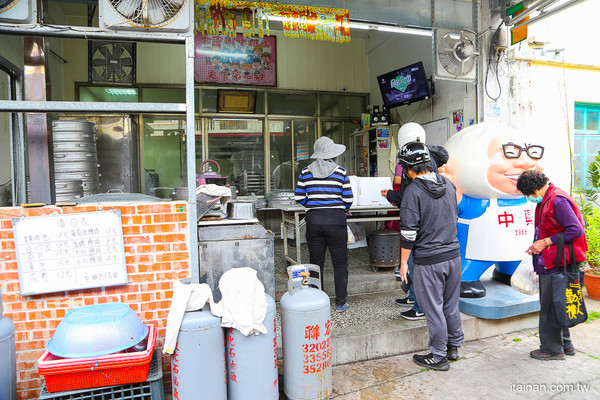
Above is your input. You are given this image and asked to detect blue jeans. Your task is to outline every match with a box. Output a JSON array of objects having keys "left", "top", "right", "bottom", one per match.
[{"left": 407, "top": 254, "right": 422, "bottom": 313}]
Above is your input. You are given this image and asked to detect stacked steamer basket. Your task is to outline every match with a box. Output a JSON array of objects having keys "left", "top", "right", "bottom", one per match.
[{"left": 52, "top": 120, "right": 101, "bottom": 199}]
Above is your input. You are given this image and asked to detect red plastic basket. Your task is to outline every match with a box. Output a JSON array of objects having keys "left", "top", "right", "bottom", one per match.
[{"left": 38, "top": 324, "right": 157, "bottom": 393}]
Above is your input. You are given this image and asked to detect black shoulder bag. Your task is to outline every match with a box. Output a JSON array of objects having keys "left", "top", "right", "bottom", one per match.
[{"left": 549, "top": 233, "right": 588, "bottom": 328}]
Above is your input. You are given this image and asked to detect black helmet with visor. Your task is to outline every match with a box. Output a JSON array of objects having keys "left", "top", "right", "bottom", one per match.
[{"left": 398, "top": 141, "right": 431, "bottom": 167}]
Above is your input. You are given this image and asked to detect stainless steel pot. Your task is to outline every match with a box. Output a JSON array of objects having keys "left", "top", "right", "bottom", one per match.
[{"left": 227, "top": 201, "right": 256, "bottom": 220}]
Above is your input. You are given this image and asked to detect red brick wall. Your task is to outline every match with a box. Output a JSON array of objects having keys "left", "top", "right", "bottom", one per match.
[{"left": 0, "top": 202, "right": 190, "bottom": 399}]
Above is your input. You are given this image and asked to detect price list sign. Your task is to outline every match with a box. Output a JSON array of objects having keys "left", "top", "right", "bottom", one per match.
[{"left": 12, "top": 210, "right": 128, "bottom": 295}]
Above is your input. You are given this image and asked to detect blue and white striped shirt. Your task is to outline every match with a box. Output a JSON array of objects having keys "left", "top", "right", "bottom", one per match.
[{"left": 295, "top": 166, "right": 353, "bottom": 212}]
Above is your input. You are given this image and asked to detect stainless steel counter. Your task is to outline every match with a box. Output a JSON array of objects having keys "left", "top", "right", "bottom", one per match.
[
  {"left": 278, "top": 204, "right": 399, "bottom": 265},
  {"left": 197, "top": 221, "right": 274, "bottom": 302}
]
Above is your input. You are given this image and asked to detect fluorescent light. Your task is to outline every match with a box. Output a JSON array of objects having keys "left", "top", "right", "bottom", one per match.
[
  {"left": 105, "top": 88, "right": 137, "bottom": 96},
  {"left": 266, "top": 15, "right": 432, "bottom": 37},
  {"left": 348, "top": 21, "right": 432, "bottom": 37}
]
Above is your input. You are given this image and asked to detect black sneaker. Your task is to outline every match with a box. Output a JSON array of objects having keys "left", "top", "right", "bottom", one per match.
[
  {"left": 395, "top": 297, "right": 415, "bottom": 306},
  {"left": 529, "top": 349, "right": 565, "bottom": 361},
  {"left": 413, "top": 353, "right": 450, "bottom": 371},
  {"left": 400, "top": 309, "right": 425, "bottom": 320},
  {"left": 447, "top": 345, "right": 459, "bottom": 361},
  {"left": 563, "top": 345, "right": 576, "bottom": 356}
]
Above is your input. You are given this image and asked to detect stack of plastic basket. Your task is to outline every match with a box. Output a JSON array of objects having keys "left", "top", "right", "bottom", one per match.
[{"left": 37, "top": 303, "right": 160, "bottom": 398}]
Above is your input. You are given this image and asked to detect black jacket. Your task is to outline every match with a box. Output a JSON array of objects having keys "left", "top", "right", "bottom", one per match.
[{"left": 386, "top": 145, "right": 449, "bottom": 206}]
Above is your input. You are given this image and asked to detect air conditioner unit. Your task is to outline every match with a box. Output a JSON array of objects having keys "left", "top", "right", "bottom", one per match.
[
  {"left": 0, "top": 0, "right": 37, "bottom": 24},
  {"left": 99, "top": 0, "right": 192, "bottom": 33},
  {"left": 434, "top": 28, "right": 479, "bottom": 83}
]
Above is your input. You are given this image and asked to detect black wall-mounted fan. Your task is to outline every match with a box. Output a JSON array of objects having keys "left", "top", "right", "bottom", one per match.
[{"left": 88, "top": 41, "right": 136, "bottom": 85}]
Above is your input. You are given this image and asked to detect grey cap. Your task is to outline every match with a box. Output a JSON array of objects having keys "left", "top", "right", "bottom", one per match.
[{"left": 310, "top": 136, "right": 346, "bottom": 159}]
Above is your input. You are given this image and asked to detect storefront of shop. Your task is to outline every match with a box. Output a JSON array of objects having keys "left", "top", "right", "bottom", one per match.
[{"left": 2, "top": 0, "right": 591, "bottom": 398}]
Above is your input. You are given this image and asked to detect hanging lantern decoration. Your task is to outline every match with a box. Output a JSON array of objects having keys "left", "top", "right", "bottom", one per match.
[{"left": 194, "top": 1, "right": 351, "bottom": 43}]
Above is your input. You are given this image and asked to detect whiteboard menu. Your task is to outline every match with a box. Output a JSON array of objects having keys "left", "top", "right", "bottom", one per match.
[
  {"left": 12, "top": 210, "right": 128, "bottom": 295},
  {"left": 423, "top": 118, "right": 449, "bottom": 146}
]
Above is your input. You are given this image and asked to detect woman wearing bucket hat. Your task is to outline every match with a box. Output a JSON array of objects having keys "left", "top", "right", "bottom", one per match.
[{"left": 295, "top": 136, "right": 354, "bottom": 313}]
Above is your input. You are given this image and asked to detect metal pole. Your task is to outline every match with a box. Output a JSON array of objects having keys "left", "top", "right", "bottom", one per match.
[
  {"left": 185, "top": 35, "right": 199, "bottom": 284},
  {"left": 0, "top": 100, "right": 186, "bottom": 113},
  {"left": 24, "top": 36, "right": 55, "bottom": 204},
  {"left": 0, "top": 24, "right": 186, "bottom": 43}
]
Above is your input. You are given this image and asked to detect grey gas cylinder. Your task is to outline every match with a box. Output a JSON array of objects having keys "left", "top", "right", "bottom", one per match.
[
  {"left": 0, "top": 289, "right": 17, "bottom": 400},
  {"left": 281, "top": 265, "right": 332, "bottom": 400},
  {"left": 171, "top": 306, "right": 226, "bottom": 400},
  {"left": 226, "top": 294, "right": 278, "bottom": 400}
]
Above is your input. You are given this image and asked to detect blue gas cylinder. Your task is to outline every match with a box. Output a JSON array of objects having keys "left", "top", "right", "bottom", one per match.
[
  {"left": 171, "top": 306, "right": 226, "bottom": 400},
  {"left": 226, "top": 294, "right": 278, "bottom": 400},
  {"left": 0, "top": 289, "right": 17, "bottom": 400},
  {"left": 281, "top": 265, "right": 332, "bottom": 400}
]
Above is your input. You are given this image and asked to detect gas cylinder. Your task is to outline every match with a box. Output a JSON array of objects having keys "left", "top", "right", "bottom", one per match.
[
  {"left": 281, "top": 264, "right": 332, "bottom": 400},
  {"left": 171, "top": 306, "right": 226, "bottom": 400},
  {"left": 226, "top": 294, "right": 278, "bottom": 400},
  {"left": 0, "top": 289, "right": 17, "bottom": 400}
]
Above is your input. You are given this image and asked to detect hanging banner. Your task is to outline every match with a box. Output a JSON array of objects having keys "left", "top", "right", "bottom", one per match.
[
  {"left": 195, "top": 33, "right": 277, "bottom": 86},
  {"left": 194, "top": 0, "right": 351, "bottom": 43}
]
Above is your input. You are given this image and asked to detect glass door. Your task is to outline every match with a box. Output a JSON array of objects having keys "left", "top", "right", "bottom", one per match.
[
  {"left": 321, "top": 121, "right": 356, "bottom": 173},
  {"left": 269, "top": 119, "right": 315, "bottom": 191},
  {"left": 207, "top": 118, "right": 265, "bottom": 196},
  {"left": 142, "top": 115, "right": 187, "bottom": 194}
]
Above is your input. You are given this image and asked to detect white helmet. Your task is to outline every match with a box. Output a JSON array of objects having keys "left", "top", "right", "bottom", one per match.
[{"left": 397, "top": 122, "right": 426, "bottom": 148}]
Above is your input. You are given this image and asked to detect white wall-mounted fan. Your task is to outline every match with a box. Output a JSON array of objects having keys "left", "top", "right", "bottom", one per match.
[
  {"left": 99, "top": 0, "right": 192, "bottom": 33},
  {"left": 435, "top": 28, "right": 479, "bottom": 82},
  {"left": 0, "top": 0, "right": 36, "bottom": 24}
]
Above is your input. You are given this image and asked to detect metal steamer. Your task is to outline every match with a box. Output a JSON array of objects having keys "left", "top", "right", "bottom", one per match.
[
  {"left": 52, "top": 120, "right": 101, "bottom": 199},
  {"left": 0, "top": 289, "right": 17, "bottom": 400},
  {"left": 171, "top": 305, "right": 226, "bottom": 400},
  {"left": 281, "top": 264, "right": 332, "bottom": 400},
  {"left": 226, "top": 294, "right": 278, "bottom": 400}
]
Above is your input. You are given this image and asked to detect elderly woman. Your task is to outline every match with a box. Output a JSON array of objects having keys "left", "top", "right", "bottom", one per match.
[
  {"left": 295, "top": 136, "right": 354, "bottom": 313},
  {"left": 516, "top": 170, "right": 588, "bottom": 360}
]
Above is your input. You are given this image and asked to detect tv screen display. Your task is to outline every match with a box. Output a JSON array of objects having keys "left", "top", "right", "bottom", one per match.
[{"left": 377, "top": 61, "right": 430, "bottom": 109}]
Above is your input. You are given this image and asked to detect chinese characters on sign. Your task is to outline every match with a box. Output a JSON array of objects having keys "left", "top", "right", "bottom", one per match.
[
  {"left": 12, "top": 210, "right": 128, "bottom": 295},
  {"left": 195, "top": 34, "right": 276, "bottom": 86},
  {"left": 301, "top": 320, "right": 331, "bottom": 374}
]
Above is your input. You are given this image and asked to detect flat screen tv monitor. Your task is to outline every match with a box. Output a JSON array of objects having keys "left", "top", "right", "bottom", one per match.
[{"left": 377, "top": 61, "right": 430, "bottom": 109}]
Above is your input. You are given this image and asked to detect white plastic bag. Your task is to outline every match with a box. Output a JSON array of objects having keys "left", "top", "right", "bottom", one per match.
[
  {"left": 347, "top": 222, "right": 367, "bottom": 249},
  {"left": 347, "top": 225, "right": 355, "bottom": 244},
  {"left": 511, "top": 257, "right": 539, "bottom": 295}
]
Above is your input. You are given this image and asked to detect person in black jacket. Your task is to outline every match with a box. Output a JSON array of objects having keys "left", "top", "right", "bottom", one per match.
[
  {"left": 381, "top": 133, "right": 449, "bottom": 320},
  {"left": 396, "top": 141, "right": 463, "bottom": 371}
]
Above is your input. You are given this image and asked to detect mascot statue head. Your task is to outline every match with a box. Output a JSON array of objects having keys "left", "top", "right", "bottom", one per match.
[{"left": 442, "top": 123, "right": 545, "bottom": 200}]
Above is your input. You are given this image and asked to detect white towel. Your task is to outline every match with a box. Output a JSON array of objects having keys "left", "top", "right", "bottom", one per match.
[
  {"left": 163, "top": 280, "right": 215, "bottom": 354},
  {"left": 196, "top": 184, "right": 231, "bottom": 203},
  {"left": 388, "top": 133, "right": 398, "bottom": 174},
  {"left": 211, "top": 268, "right": 267, "bottom": 336}
]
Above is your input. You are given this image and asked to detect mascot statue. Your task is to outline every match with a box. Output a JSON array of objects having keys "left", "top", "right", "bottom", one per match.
[{"left": 440, "top": 123, "right": 545, "bottom": 298}]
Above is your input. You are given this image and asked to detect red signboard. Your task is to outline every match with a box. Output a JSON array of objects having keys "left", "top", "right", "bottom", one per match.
[{"left": 194, "top": 33, "right": 276, "bottom": 87}]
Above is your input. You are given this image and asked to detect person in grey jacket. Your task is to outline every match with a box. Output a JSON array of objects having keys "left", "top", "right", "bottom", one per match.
[{"left": 397, "top": 141, "right": 464, "bottom": 371}]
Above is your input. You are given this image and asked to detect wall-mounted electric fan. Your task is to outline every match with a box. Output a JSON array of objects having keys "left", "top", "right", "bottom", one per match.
[
  {"left": 99, "top": 0, "right": 192, "bottom": 33},
  {"left": 89, "top": 41, "right": 136, "bottom": 85},
  {"left": 435, "top": 28, "right": 479, "bottom": 82},
  {"left": 0, "top": 0, "right": 36, "bottom": 24}
]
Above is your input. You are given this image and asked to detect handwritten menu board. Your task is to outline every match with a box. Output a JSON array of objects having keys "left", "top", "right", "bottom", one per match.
[{"left": 12, "top": 210, "right": 128, "bottom": 295}]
